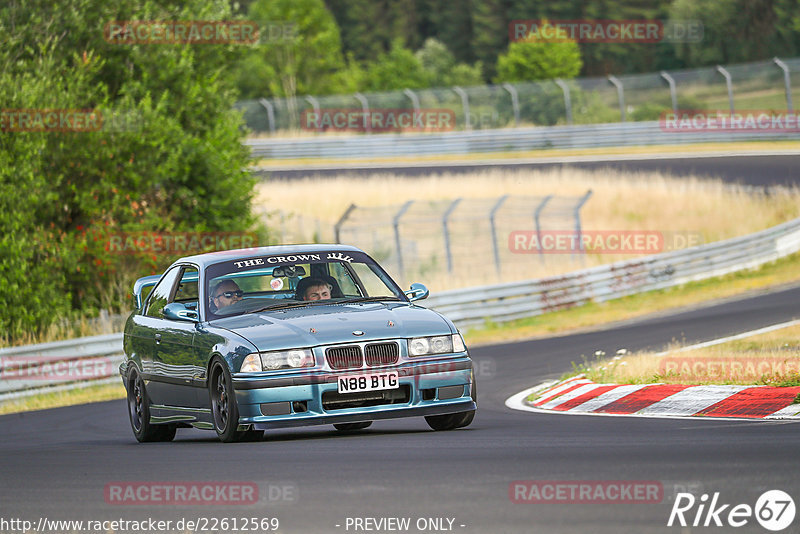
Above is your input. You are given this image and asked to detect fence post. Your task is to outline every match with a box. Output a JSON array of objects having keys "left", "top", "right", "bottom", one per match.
[
  {"left": 258, "top": 98, "right": 276, "bottom": 134},
  {"left": 393, "top": 201, "right": 414, "bottom": 276},
  {"left": 403, "top": 89, "right": 420, "bottom": 115},
  {"left": 660, "top": 71, "right": 678, "bottom": 115},
  {"left": 490, "top": 195, "right": 509, "bottom": 274},
  {"left": 502, "top": 83, "right": 520, "bottom": 127},
  {"left": 304, "top": 95, "right": 321, "bottom": 132},
  {"left": 442, "top": 198, "right": 462, "bottom": 273},
  {"left": 554, "top": 79, "right": 572, "bottom": 125},
  {"left": 773, "top": 57, "right": 794, "bottom": 113},
  {"left": 354, "top": 92, "right": 370, "bottom": 133},
  {"left": 716, "top": 66, "right": 735, "bottom": 114},
  {"left": 534, "top": 195, "right": 553, "bottom": 263},
  {"left": 453, "top": 86, "right": 470, "bottom": 130},
  {"left": 334, "top": 204, "right": 357, "bottom": 244},
  {"left": 573, "top": 190, "right": 593, "bottom": 260},
  {"left": 608, "top": 75, "right": 626, "bottom": 122}
]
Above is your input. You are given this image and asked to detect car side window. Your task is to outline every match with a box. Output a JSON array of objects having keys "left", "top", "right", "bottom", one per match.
[
  {"left": 144, "top": 267, "right": 182, "bottom": 318},
  {"left": 174, "top": 267, "right": 199, "bottom": 306}
]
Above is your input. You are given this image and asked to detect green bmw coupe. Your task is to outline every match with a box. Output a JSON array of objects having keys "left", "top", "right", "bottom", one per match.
[{"left": 121, "top": 245, "right": 476, "bottom": 442}]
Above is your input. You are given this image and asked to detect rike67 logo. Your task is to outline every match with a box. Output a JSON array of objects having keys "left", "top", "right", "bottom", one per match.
[{"left": 668, "top": 490, "right": 795, "bottom": 531}]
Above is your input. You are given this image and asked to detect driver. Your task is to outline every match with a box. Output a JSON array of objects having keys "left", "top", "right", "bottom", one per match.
[
  {"left": 211, "top": 280, "right": 243, "bottom": 310},
  {"left": 296, "top": 278, "right": 332, "bottom": 301}
]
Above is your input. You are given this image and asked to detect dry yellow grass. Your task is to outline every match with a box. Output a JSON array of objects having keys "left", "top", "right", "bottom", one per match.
[
  {"left": 0, "top": 382, "right": 126, "bottom": 416},
  {"left": 255, "top": 167, "right": 800, "bottom": 290},
  {"left": 578, "top": 323, "right": 800, "bottom": 386}
]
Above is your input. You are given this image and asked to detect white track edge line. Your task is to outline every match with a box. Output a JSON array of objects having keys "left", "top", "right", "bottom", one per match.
[{"left": 506, "top": 319, "right": 800, "bottom": 421}]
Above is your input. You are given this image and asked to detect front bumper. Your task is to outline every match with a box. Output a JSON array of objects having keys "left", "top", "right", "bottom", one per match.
[{"left": 232, "top": 357, "right": 475, "bottom": 430}]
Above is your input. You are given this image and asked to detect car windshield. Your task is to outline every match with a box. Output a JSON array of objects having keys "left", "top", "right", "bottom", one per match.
[{"left": 204, "top": 250, "right": 405, "bottom": 318}]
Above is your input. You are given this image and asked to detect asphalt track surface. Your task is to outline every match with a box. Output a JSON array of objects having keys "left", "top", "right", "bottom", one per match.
[
  {"left": 263, "top": 153, "right": 800, "bottom": 187},
  {"left": 3, "top": 153, "right": 800, "bottom": 533},
  {"left": 1, "top": 284, "right": 799, "bottom": 534}
]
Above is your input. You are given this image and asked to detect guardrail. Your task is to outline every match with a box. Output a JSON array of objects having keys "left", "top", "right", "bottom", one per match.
[
  {"left": 425, "top": 216, "right": 800, "bottom": 327},
  {"left": 0, "top": 333, "right": 124, "bottom": 402},
  {"left": 2, "top": 216, "right": 799, "bottom": 401},
  {"left": 246, "top": 121, "right": 800, "bottom": 161}
]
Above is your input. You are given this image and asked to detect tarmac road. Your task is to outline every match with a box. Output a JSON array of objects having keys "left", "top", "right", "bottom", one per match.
[
  {"left": 1, "top": 284, "right": 799, "bottom": 534},
  {"left": 260, "top": 153, "right": 800, "bottom": 187}
]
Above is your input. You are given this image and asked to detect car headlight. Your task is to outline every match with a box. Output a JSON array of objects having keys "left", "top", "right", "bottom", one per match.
[
  {"left": 240, "top": 349, "right": 315, "bottom": 372},
  {"left": 408, "top": 335, "right": 464, "bottom": 357}
]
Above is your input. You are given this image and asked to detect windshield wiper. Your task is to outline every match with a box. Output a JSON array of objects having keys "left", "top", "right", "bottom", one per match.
[
  {"left": 336, "top": 296, "right": 402, "bottom": 304},
  {"left": 251, "top": 296, "right": 401, "bottom": 312},
  {"left": 250, "top": 301, "right": 318, "bottom": 312}
]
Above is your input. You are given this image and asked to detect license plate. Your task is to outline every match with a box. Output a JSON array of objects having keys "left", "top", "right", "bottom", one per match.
[{"left": 338, "top": 372, "right": 399, "bottom": 394}]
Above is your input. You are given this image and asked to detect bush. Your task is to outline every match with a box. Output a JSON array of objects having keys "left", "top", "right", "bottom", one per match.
[{"left": 0, "top": 0, "right": 259, "bottom": 343}]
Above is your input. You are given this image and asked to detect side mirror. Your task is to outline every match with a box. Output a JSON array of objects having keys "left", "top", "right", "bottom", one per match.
[
  {"left": 163, "top": 302, "right": 199, "bottom": 322},
  {"left": 405, "top": 283, "right": 429, "bottom": 302}
]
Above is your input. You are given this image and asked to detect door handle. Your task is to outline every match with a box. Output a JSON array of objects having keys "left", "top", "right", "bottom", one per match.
[{"left": 154, "top": 333, "right": 162, "bottom": 344}]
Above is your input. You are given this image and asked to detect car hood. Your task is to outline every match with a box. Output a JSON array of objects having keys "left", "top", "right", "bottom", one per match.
[{"left": 206, "top": 302, "right": 453, "bottom": 352}]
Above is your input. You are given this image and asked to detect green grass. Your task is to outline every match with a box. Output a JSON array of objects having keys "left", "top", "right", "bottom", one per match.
[{"left": 559, "top": 323, "right": 800, "bottom": 389}]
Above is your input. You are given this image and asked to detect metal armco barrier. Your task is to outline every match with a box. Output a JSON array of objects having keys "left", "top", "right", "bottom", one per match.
[
  {"left": 245, "top": 121, "right": 800, "bottom": 161},
  {"left": 0, "top": 333, "right": 124, "bottom": 402},
  {"left": 2, "top": 216, "right": 800, "bottom": 400},
  {"left": 424, "top": 216, "right": 800, "bottom": 327}
]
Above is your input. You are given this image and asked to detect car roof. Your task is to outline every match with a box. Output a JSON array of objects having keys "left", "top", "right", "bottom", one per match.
[{"left": 175, "top": 243, "right": 365, "bottom": 269}]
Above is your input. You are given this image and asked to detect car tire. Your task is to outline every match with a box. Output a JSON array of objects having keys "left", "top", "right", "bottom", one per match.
[
  {"left": 210, "top": 358, "right": 248, "bottom": 443},
  {"left": 425, "top": 372, "right": 477, "bottom": 431},
  {"left": 333, "top": 422, "right": 373, "bottom": 432},
  {"left": 157, "top": 424, "right": 178, "bottom": 441},
  {"left": 238, "top": 430, "right": 265, "bottom": 442},
  {"left": 127, "top": 369, "right": 175, "bottom": 442},
  {"left": 455, "top": 371, "right": 477, "bottom": 429},
  {"left": 424, "top": 412, "right": 464, "bottom": 431}
]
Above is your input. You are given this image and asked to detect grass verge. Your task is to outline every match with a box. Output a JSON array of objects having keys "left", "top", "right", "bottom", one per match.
[
  {"left": 564, "top": 322, "right": 800, "bottom": 388},
  {"left": 0, "top": 382, "right": 126, "bottom": 416}
]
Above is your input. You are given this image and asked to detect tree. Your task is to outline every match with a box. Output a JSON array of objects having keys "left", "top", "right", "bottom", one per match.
[
  {"left": 495, "top": 29, "right": 583, "bottom": 82},
  {"left": 471, "top": 0, "right": 510, "bottom": 81},
  {"left": 236, "top": 0, "right": 347, "bottom": 99},
  {"left": 415, "top": 38, "right": 483, "bottom": 87},
  {"left": 362, "top": 39, "right": 429, "bottom": 91},
  {"left": 670, "top": 0, "right": 800, "bottom": 66},
  {"left": 0, "top": 0, "right": 258, "bottom": 341}
]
